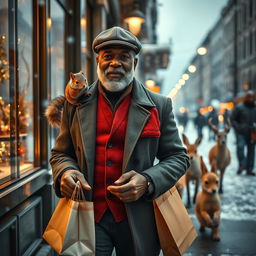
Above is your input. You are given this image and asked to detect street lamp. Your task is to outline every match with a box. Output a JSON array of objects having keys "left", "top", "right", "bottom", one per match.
[
  {"left": 178, "top": 79, "right": 185, "bottom": 86},
  {"left": 188, "top": 65, "right": 196, "bottom": 73},
  {"left": 197, "top": 46, "right": 207, "bottom": 56},
  {"left": 124, "top": 0, "right": 145, "bottom": 35},
  {"left": 182, "top": 73, "right": 189, "bottom": 80}
]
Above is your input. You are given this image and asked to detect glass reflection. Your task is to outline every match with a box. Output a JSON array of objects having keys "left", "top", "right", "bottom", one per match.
[
  {"left": 49, "top": 0, "right": 65, "bottom": 148},
  {"left": 50, "top": 0, "right": 65, "bottom": 99},
  {"left": 0, "top": 1, "right": 11, "bottom": 183},
  {"left": 81, "top": 0, "right": 87, "bottom": 72},
  {"left": 17, "top": 0, "right": 34, "bottom": 172}
]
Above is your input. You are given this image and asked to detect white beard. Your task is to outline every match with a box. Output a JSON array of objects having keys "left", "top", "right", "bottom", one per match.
[{"left": 97, "top": 64, "right": 134, "bottom": 92}]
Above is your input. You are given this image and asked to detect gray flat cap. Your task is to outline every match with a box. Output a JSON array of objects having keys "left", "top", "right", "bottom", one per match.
[{"left": 92, "top": 26, "right": 142, "bottom": 54}]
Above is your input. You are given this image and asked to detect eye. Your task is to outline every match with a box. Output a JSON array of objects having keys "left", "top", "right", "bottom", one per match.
[
  {"left": 103, "top": 54, "right": 112, "bottom": 60},
  {"left": 205, "top": 181, "right": 209, "bottom": 185},
  {"left": 216, "top": 180, "right": 219, "bottom": 184},
  {"left": 121, "top": 55, "right": 129, "bottom": 60},
  {"left": 76, "top": 81, "right": 79, "bottom": 84}
]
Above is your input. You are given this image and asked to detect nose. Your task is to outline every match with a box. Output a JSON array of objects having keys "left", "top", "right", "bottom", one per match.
[
  {"left": 212, "top": 189, "right": 217, "bottom": 194},
  {"left": 189, "top": 156, "right": 193, "bottom": 161},
  {"left": 110, "top": 58, "right": 121, "bottom": 67}
]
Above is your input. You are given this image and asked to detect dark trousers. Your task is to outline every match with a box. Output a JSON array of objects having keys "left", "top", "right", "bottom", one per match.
[
  {"left": 95, "top": 209, "right": 134, "bottom": 256},
  {"left": 236, "top": 134, "right": 255, "bottom": 172}
]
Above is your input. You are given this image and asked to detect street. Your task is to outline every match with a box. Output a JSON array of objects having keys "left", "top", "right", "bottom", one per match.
[{"left": 181, "top": 121, "right": 256, "bottom": 256}]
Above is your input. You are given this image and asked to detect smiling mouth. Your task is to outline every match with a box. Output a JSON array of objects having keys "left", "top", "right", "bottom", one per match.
[{"left": 106, "top": 72, "right": 124, "bottom": 79}]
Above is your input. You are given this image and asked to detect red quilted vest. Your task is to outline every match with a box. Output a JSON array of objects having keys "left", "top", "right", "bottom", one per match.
[{"left": 93, "top": 91, "right": 131, "bottom": 223}]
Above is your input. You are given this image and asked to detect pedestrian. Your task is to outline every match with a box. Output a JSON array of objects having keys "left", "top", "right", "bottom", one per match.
[
  {"left": 50, "top": 26, "right": 189, "bottom": 256},
  {"left": 177, "top": 109, "right": 189, "bottom": 131},
  {"left": 207, "top": 107, "right": 219, "bottom": 141},
  {"left": 231, "top": 90, "right": 256, "bottom": 176},
  {"left": 194, "top": 108, "right": 206, "bottom": 137},
  {"left": 223, "top": 108, "right": 230, "bottom": 124}
]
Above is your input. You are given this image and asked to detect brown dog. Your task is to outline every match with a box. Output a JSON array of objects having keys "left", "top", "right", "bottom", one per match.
[{"left": 195, "top": 163, "right": 221, "bottom": 241}]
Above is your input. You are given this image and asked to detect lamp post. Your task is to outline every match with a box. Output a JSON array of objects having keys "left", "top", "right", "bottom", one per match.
[
  {"left": 197, "top": 46, "right": 207, "bottom": 106},
  {"left": 188, "top": 65, "right": 196, "bottom": 73},
  {"left": 197, "top": 46, "right": 207, "bottom": 56},
  {"left": 124, "top": 0, "right": 145, "bottom": 36}
]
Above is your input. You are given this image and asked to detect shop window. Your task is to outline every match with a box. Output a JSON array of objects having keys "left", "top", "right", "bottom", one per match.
[
  {"left": 81, "top": 0, "right": 87, "bottom": 73},
  {"left": 17, "top": 0, "right": 34, "bottom": 174},
  {"left": 48, "top": 0, "right": 65, "bottom": 147},
  {"left": 0, "top": 0, "right": 36, "bottom": 185},
  {"left": 249, "top": 31, "right": 253, "bottom": 56},
  {"left": 49, "top": 0, "right": 65, "bottom": 99},
  {"left": 254, "top": 30, "right": 256, "bottom": 53},
  {"left": 0, "top": 1, "right": 11, "bottom": 183},
  {"left": 249, "top": 0, "right": 253, "bottom": 19}
]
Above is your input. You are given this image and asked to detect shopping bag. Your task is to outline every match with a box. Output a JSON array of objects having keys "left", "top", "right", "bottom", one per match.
[
  {"left": 43, "top": 181, "right": 95, "bottom": 256},
  {"left": 153, "top": 186, "right": 197, "bottom": 256}
]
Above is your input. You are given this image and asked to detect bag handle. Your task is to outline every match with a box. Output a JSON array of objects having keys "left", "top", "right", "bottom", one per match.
[{"left": 71, "top": 181, "right": 86, "bottom": 202}]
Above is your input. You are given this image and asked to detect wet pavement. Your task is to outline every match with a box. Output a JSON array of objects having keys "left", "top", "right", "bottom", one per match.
[
  {"left": 181, "top": 121, "right": 256, "bottom": 256},
  {"left": 182, "top": 121, "right": 256, "bottom": 221}
]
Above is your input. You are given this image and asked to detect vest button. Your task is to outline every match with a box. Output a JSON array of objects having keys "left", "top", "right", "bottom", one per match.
[
  {"left": 107, "top": 142, "right": 113, "bottom": 149},
  {"left": 107, "top": 160, "right": 113, "bottom": 166},
  {"left": 106, "top": 178, "right": 114, "bottom": 185},
  {"left": 107, "top": 192, "right": 114, "bottom": 200}
]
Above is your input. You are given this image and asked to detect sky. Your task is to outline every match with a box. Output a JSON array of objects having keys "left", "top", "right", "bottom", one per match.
[{"left": 157, "top": 0, "right": 229, "bottom": 96}]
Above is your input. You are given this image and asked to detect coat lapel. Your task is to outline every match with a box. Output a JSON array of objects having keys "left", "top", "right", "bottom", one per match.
[
  {"left": 76, "top": 80, "right": 156, "bottom": 179},
  {"left": 122, "top": 79, "right": 156, "bottom": 171},
  {"left": 76, "top": 82, "right": 98, "bottom": 187}
]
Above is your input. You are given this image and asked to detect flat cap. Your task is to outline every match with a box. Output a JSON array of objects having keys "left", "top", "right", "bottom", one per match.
[{"left": 92, "top": 26, "right": 142, "bottom": 54}]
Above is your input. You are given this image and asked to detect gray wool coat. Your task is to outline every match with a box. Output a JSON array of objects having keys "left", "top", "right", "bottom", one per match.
[{"left": 50, "top": 78, "right": 189, "bottom": 256}]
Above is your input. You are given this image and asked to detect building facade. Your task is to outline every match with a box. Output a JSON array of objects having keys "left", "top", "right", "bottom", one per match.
[
  {"left": 210, "top": 19, "right": 225, "bottom": 101},
  {"left": 236, "top": 0, "right": 256, "bottom": 94},
  {"left": 177, "top": 0, "right": 256, "bottom": 110}
]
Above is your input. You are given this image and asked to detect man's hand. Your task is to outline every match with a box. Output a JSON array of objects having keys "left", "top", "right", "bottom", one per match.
[
  {"left": 107, "top": 170, "right": 148, "bottom": 203},
  {"left": 60, "top": 169, "right": 91, "bottom": 198}
]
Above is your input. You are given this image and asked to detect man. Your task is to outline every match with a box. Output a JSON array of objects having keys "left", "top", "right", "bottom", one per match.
[
  {"left": 194, "top": 108, "right": 206, "bottom": 137},
  {"left": 231, "top": 90, "right": 256, "bottom": 176},
  {"left": 50, "top": 26, "right": 189, "bottom": 256},
  {"left": 207, "top": 107, "right": 219, "bottom": 141}
]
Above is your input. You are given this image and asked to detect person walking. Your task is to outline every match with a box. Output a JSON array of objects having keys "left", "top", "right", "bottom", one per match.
[
  {"left": 50, "top": 26, "right": 189, "bottom": 256},
  {"left": 231, "top": 91, "right": 256, "bottom": 176},
  {"left": 207, "top": 107, "right": 219, "bottom": 141},
  {"left": 194, "top": 108, "right": 206, "bottom": 137}
]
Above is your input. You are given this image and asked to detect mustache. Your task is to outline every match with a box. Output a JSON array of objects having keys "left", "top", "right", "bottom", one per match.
[{"left": 105, "top": 69, "right": 125, "bottom": 76}]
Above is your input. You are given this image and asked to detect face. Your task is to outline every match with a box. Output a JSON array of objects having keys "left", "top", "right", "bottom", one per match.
[
  {"left": 202, "top": 172, "right": 219, "bottom": 194},
  {"left": 96, "top": 48, "right": 138, "bottom": 92},
  {"left": 245, "top": 92, "right": 255, "bottom": 104}
]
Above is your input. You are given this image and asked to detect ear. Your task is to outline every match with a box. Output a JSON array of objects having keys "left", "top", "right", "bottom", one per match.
[
  {"left": 134, "top": 57, "right": 138, "bottom": 70},
  {"left": 182, "top": 134, "right": 189, "bottom": 146},
  {"left": 200, "top": 156, "right": 208, "bottom": 176},
  {"left": 70, "top": 72, "right": 75, "bottom": 80},
  {"left": 195, "top": 136, "right": 202, "bottom": 146}
]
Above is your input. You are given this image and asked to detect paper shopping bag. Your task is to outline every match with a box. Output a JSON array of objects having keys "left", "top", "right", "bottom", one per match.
[
  {"left": 153, "top": 186, "right": 197, "bottom": 256},
  {"left": 43, "top": 182, "right": 95, "bottom": 256}
]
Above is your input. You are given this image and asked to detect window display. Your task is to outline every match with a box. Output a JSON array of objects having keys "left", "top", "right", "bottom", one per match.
[
  {"left": 0, "top": 2, "right": 11, "bottom": 183},
  {"left": 17, "top": 0, "right": 34, "bottom": 173},
  {"left": 49, "top": 0, "right": 65, "bottom": 148},
  {"left": 0, "top": 0, "right": 35, "bottom": 185}
]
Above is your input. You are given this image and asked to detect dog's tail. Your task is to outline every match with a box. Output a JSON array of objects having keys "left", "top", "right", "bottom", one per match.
[{"left": 45, "top": 96, "right": 66, "bottom": 128}]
